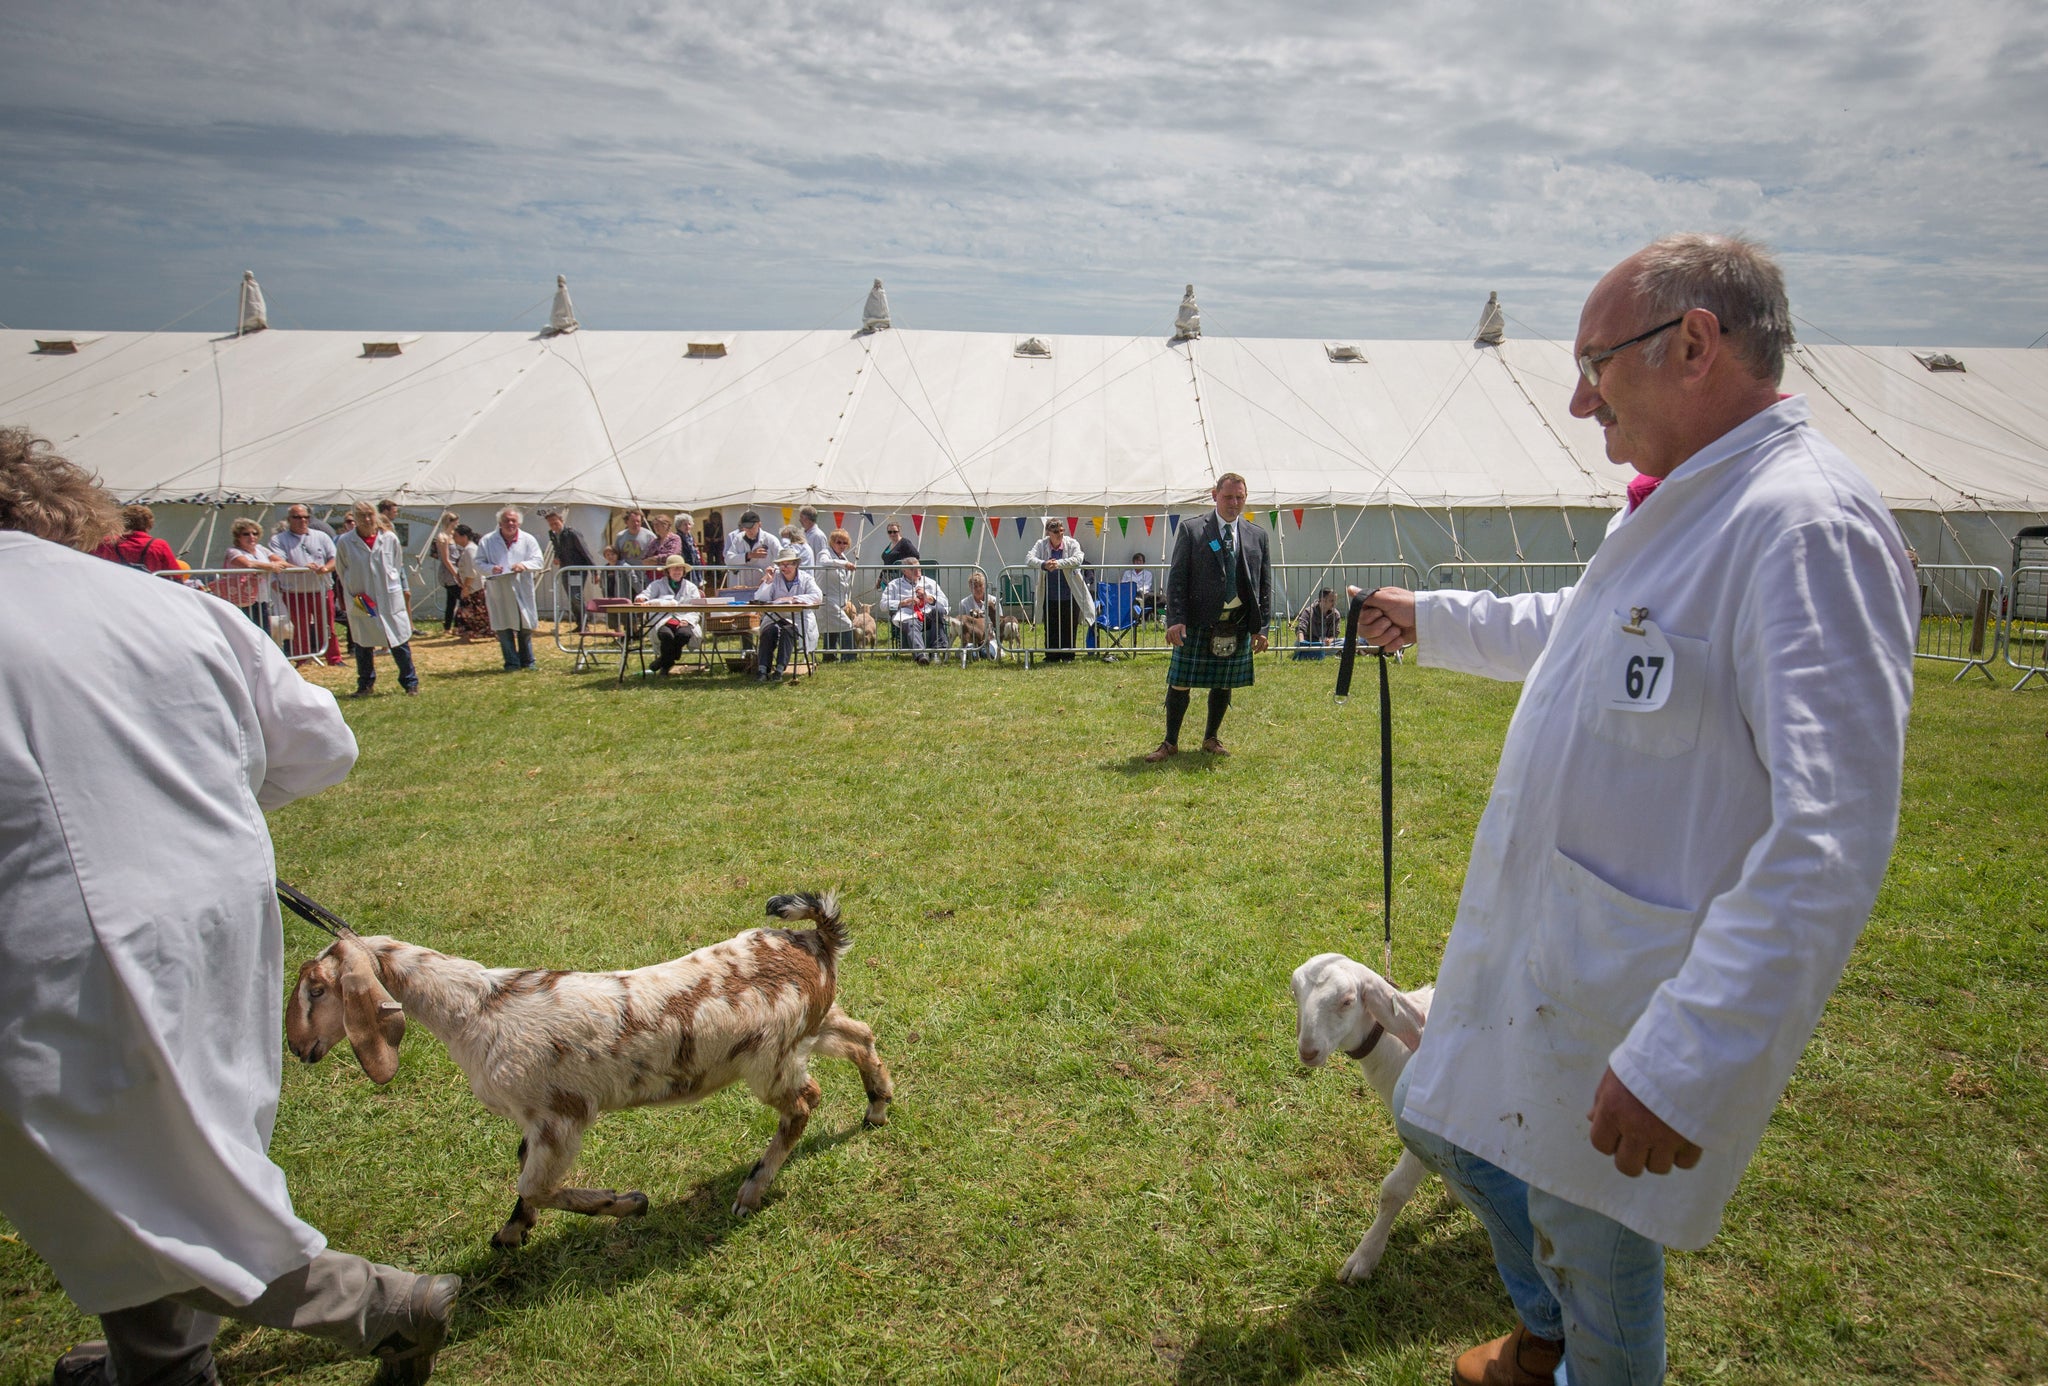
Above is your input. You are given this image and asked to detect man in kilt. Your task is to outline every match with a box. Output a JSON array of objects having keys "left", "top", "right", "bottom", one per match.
[{"left": 1146, "top": 473, "right": 1271, "bottom": 760}]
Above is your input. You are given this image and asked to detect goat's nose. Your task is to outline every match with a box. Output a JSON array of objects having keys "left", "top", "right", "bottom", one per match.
[{"left": 1298, "top": 1045, "right": 1320, "bottom": 1067}]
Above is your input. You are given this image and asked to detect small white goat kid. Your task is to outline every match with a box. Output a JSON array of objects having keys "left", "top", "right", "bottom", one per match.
[
  {"left": 287, "top": 892, "right": 893, "bottom": 1246},
  {"left": 1291, "top": 951, "right": 1436, "bottom": 1283}
]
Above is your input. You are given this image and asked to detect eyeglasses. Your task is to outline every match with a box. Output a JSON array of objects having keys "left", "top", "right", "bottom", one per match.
[{"left": 1577, "top": 315, "right": 1687, "bottom": 388}]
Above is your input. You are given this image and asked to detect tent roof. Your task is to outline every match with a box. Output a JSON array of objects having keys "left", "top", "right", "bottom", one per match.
[{"left": 3, "top": 327, "right": 2044, "bottom": 514}]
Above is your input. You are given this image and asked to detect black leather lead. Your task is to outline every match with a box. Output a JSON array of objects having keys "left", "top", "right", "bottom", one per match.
[{"left": 1337, "top": 593, "right": 1394, "bottom": 974}]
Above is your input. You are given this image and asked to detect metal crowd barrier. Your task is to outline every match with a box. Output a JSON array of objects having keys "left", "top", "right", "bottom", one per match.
[
  {"left": 1426, "top": 561, "right": 1589, "bottom": 598},
  {"left": 2002, "top": 564, "right": 2047, "bottom": 691},
  {"left": 1912, "top": 564, "right": 2004, "bottom": 684},
  {"left": 156, "top": 566, "right": 336, "bottom": 663}
]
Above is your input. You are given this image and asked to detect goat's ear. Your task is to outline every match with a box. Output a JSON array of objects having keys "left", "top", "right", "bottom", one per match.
[
  {"left": 336, "top": 939, "right": 404, "bottom": 1084},
  {"left": 1358, "top": 977, "right": 1426, "bottom": 1050}
]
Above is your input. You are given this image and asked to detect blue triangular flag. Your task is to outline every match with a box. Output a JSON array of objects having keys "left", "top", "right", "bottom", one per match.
[
  {"left": 1167, "top": 513, "right": 1180, "bottom": 533},
  {"left": 862, "top": 511, "right": 874, "bottom": 523},
  {"left": 1014, "top": 516, "right": 1026, "bottom": 536}
]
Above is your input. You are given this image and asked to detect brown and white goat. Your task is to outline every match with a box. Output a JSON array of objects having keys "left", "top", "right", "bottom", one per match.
[{"left": 287, "top": 892, "right": 893, "bottom": 1246}]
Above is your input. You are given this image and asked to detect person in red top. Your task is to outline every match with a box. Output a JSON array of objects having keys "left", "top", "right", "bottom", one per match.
[{"left": 92, "top": 505, "right": 180, "bottom": 573}]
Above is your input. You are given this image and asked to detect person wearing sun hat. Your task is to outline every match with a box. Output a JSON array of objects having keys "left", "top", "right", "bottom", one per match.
[
  {"left": 635, "top": 552, "right": 704, "bottom": 674},
  {"left": 753, "top": 546, "right": 822, "bottom": 682}
]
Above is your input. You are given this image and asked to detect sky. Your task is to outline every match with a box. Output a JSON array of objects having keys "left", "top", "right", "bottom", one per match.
[{"left": 3, "top": 1, "right": 2045, "bottom": 348}]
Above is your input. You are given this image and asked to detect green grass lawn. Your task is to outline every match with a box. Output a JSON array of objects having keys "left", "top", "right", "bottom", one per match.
[{"left": 4, "top": 632, "right": 2043, "bottom": 1384}]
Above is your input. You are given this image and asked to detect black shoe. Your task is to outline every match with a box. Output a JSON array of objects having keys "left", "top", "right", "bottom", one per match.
[
  {"left": 372, "top": 1273, "right": 460, "bottom": 1385},
  {"left": 352, "top": 686, "right": 375, "bottom": 698},
  {"left": 402, "top": 683, "right": 419, "bottom": 696}
]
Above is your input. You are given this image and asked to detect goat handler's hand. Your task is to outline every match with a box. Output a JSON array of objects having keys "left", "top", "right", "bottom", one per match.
[
  {"left": 1252, "top": 631, "right": 1270, "bottom": 653},
  {"left": 1347, "top": 584, "right": 1418, "bottom": 653},
  {"left": 1166, "top": 623, "right": 1187, "bottom": 647},
  {"left": 1588, "top": 1067, "right": 1703, "bottom": 1177}
]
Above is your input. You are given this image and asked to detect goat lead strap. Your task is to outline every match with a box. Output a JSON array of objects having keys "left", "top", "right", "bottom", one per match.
[
  {"left": 276, "top": 879, "right": 348, "bottom": 940},
  {"left": 1335, "top": 594, "right": 1395, "bottom": 980}
]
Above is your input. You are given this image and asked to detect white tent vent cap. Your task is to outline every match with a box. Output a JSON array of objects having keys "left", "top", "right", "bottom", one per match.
[
  {"left": 1475, "top": 291, "right": 1507, "bottom": 346},
  {"left": 1014, "top": 337, "right": 1052, "bottom": 358},
  {"left": 862, "top": 279, "right": 892, "bottom": 333},
  {"left": 686, "top": 342, "right": 728, "bottom": 358},
  {"left": 1913, "top": 351, "right": 1966, "bottom": 373},
  {"left": 1173, "top": 285, "right": 1201, "bottom": 340},
  {"left": 1324, "top": 342, "right": 1368, "bottom": 363},
  {"left": 546, "top": 275, "right": 579, "bottom": 336}
]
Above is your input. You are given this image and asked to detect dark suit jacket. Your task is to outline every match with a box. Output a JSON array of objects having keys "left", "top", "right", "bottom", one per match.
[{"left": 1165, "top": 511, "right": 1271, "bottom": 633}]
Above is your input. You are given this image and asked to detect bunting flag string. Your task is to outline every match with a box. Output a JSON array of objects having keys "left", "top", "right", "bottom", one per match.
[
  {"left": 937, "top": 514, "right": 950, "bottom": 536},
  {"left": 911, "top": 514, "right": 924, "bottom": 536},
  {"left": 1292, "top": 508, "right": 1305, "bottom": 529},
  {"left": 1014, "top": 517, "right": 1027, "bottom": 537},
  {"left": 1144, "top": 515, "right": 1155, "bottom": 536},
  {"left": 1118, "top": 516, "right": 1129, "bottom": 536},
  {"left": 963, "top": 516, "right": 975, "bottom": 535}
]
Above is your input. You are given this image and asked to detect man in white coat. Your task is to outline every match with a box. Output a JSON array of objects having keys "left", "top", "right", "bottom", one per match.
[
  {"left": 477, "top": 505, "right": 545, "bottom": 671},
  {"left": 0, "top": 429, "right": 458, "bottom": 1386},
  {"left": 881, "top": 556, "right": 951, "bottom": 665},
  {"left": 1352, "top": 235, "right": 1916, "bottom": 1386},
  {"left": 336, "top": 499, "right": 420, "bottom": 697}
]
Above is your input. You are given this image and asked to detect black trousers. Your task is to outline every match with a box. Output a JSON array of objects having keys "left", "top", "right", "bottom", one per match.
[
  {"left": 758, "top": 617, "right": 801, "bottom": 679},
  {"left": 1044, "top": 597, "right": 1078, "bottom": 662}
]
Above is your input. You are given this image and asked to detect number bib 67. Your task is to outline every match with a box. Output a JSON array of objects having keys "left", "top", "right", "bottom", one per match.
[{"left": 1601, "top": 615, "right": 1675, "bottom": 714}]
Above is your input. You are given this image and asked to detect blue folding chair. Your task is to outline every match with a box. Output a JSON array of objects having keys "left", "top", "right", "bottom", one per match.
[{"left": 1089, "top": 580, "right": 1139, "bottom": 654}]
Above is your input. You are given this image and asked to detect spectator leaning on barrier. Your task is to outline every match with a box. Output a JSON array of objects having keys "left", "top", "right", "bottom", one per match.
[
  {"left": 221, "top": 517, "right": 288, "bottom": 634},
  {"left": 1355, "top": 233, "right": 1917, "bottom": 1386},
  {"left": 1029, "top": 517, "right": 1096, "bottom": 664},
  {"left": 542, "top": 508, "right": 596, "bottom": 632},
  {"left": 882, "top": 556, "right": 949, "bottom": 664},
  {"left": 673, "top": 511, "right": 701, "bottom": 569},
  {"left": 92, "top": 503, "right": 180, "bottom": 573},
  {"left": 336, "top": 500, "right": 420, "bottom": 698},
  {"left": 614, "top": 508, "right": 653, "bottom": 595},
  {"left": 0, "top": 427, "right": 459, "bottom": 1386},
  {"left": 477, "top": 506, "right": 545, "bottom": 671},
  {"left": 815, "top": 527, "right": 859, "bottom": 662},
  {"left": 274, "top": 505, "right": 343, "bottom": 666}
]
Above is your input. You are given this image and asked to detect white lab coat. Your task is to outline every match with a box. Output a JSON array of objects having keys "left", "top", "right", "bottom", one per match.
[
  {"left": 1397, "top": 397, "right": 1916, "bottom": 1249},
  {"left": 723, "top": 528, "right": 775, "bottom": 590},
  {"left": 638, "top": 574, "right": 703, "bottom": 633},
  {"left": 881, "top": 574, "right": 949, "bottom": 628},
  {"left": 334, "top": 527, "right": 413, "bottom": 649},
  {"left": 477, "top": 528, "right": 545, "bottom": 631},
  {"left": 1027, "top": 536, "right": 1098, "bottom": 626},
  {"left": 814, "top": 550, "right": 857, "bottom": 633},
  {"left": 753, "top": 569, "right": 823, "bottom": 650},
  {"left": 0, "top": 533, "right": 357, "bottom": 1312}
]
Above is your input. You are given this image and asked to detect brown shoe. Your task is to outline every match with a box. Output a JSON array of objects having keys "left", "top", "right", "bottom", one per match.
[
  {"left": 1143, "top": 741, "right": 1179, "bottom": 762},
  {"left": 1201, "top": 736, "right": 1229, "bottom": 756},
  {"left": 1452, "top": 1322, "right": 1564, "bottom": 1386}
]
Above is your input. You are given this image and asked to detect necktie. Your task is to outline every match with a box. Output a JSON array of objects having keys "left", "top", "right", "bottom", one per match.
[{"left": 1221, "top": 520, "right": 1239, "bottom": 605}]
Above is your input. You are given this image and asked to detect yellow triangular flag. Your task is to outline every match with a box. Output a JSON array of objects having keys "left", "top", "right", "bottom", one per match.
[
  {"left": 1091, "top": 516, "right": 1103, "bottom": 534},
  {"left": 937, "top": 514, "right": 950, "bottom": 535}
]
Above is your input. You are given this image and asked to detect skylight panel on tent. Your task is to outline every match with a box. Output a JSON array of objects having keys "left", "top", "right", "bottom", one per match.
[
  {"left": 33, "top": 335, "right": 104, "bottom": 354},
  {"left": 1324, "top": 343, "right": 1367, "bottom": 363},
  {"left": 1914, "top": 351, "right": 1967, "bottom": 373},
  {"left": 1014, "top": 337, "right": 1051, "bottom": 358},
  {"left": 686, "top": 342, "right": 727, "bottom": 358},
  {"left": 360, "top": 335, "right": 422, "bottom": 357}
]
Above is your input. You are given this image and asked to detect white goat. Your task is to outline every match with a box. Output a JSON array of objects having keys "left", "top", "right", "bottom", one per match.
[
  {"left": 1291, "top": 951, "right": 1435, "bottom": 1282},
  {"left": 287, "top": 892, "right": 893, "bottom": 1246}
]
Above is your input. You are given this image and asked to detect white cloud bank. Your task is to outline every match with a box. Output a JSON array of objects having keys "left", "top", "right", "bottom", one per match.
[{"left": 2, "top": 0, "right": 2044, "bottom": 345}]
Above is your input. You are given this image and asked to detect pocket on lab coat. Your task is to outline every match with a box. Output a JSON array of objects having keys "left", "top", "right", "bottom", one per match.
[
  {"left": 1527, "top": 847, "right": 1701, "bottom": 1036},
  {"left": 1585, "top": 630, "right": 1709, "bottom": 759}
]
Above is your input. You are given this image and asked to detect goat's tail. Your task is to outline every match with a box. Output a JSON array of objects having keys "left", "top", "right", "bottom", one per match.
[{"left": 766, "top": 891, "right": 847, "bottom": 955}]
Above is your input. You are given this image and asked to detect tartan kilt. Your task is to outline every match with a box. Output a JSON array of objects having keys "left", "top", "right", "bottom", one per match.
[{"left": 1167, "top": 630, "right": 1257, "bottom": 688}]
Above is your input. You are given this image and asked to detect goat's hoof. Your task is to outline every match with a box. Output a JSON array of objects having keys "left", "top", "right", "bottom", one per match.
[
  {"left": 1337, "top": 1252, "right": 1379, "bottom": 1284},
  {"left": 618, "top": 1191, "right": 650, "bottom": 1219},
  {"left": 861, "top": 1104, "right": 891, "bottom": 1128},
  {"left": 731, "top": 1187, "right": 763, "bottom": 1217},
  {"left": 490, "top": 1226, "right": 529, "bottom": 1249}
]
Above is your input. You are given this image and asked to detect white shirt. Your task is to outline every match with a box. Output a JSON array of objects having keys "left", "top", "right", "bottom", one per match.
[
  {"left": 1120, "top": 567, "right": 1154, "bottom": 595},
  {"left": 0, "top": 532, "right": 357, "bottom": 1311},
  {"left": 477, "top": 528, "right": 545, "bottom": 630},
  {"left": 272, "top": 527, "right": 335, "bottom": 594},
  {"left": 1397, "top": 397, "right": 1916, "bottom": 1249},
  {"left": 638, "top": 574, "right": 703, "bottom": 629},
  {"left": 803, "top": 523, "right": 830, "bottom": 562}
]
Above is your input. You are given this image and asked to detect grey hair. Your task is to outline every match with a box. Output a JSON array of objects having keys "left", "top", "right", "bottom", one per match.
[
  {"left": 1632, "top": 233, "right": 1792, "bottom": 384},
  {"left": 496, "top": 506, "right": 522, "bottom": 525}
]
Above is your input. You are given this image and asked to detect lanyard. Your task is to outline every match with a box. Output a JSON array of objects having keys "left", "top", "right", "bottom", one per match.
[{"left": 1336, "top": 594, "right": 1395, "bottom": 980}]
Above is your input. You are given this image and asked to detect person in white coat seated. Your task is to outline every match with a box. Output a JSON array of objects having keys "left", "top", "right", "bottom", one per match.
[
  {"left": 477, "top": 505, "right": 546, "bottom": 671},
  {"left": 814, "top": 527, "right": 859, "bottom": 662},
  {"left": 636, "top": 552, "right": 704, "bottom": 675},
  {"left": 752, "top": 547, "right": 822, "bottom": 683},
  {"left": 1120, "top": 552, "right": 1157, "bottom": 616},
  {"left": 1353, "top": 233, "right": 1917, "bottom": 1386},
  {"left": 881, "top": 556, "right": 950, "bottom": 664},
  {"left": 0, "top": 428, "right": 458, "bottom": 1386},
  {"left": 1027, "top": 518, "right": 1096, "bottom": 663},
  {"left": 335, "top": 499, "right": 420, "bottom": 697}
]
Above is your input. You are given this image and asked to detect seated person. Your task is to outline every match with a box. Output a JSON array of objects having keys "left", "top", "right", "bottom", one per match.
[
  {"left": 636, "top": 554, "right": 704, "bottom": 674},
  {"left": 881, "top": 557, "right": 949, "bottom": 663},
  {"left": 1293, "top": 587, "right": 1343, "bottom": 658},
  {"left": 955, "top": 569, "right": 1002, "bottom": 660},
  {"left": 752, "top": 547, "right": 822, "bottom": 683},
  {"left": 1120, "top": 552, "right": 1157, "bottom": 614}
]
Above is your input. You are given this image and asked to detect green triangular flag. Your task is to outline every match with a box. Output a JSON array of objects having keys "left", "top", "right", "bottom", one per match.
[
  {"left": 1268, "top": 509, "right": 1279, "bottom": 528},
  {"left": 963, "top": 516, "right": 975, "bottom": 534},
  {"left": 1118, "top": 516, "right": 1129, "bottom": 535}
]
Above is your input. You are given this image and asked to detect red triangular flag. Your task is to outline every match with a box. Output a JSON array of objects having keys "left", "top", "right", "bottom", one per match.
[
  {"left": 911, "top": 514, "right": 924, "bottom": 536},
  {"left": 1292, "top": 508, "right": 1304, "bottom": 528},
  {"left": 1144, "top": 515, "right": 1155, "bottom": 535},
  {"left": 1066, "top": 515, "right": 1079, "bottom": 536},
  {"left": 834, "top": 511, "right": 844, "bottom": 528}
]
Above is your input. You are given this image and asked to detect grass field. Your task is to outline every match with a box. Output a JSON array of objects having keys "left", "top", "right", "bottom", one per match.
[{"left": 3, "top": 628, "right": 2043, "bottom": 1385}]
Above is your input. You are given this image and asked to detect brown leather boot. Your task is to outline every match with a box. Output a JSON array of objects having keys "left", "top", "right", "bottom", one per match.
[{"left": 1451, "top": 1321, "right": 1564, "bottom": 1386}]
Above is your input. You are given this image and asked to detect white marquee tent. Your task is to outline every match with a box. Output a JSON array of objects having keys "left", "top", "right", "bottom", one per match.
[{"left": 5, "top": 314, "right": 2044, "bottom": 591}]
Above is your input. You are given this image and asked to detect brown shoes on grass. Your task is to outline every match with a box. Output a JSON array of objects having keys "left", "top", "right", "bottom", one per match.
[
  {"left": 1143, "top": 741, "right": 1179, "bottom": 762},
  {"left": 1452, "top": 1322, "right": 1564, "bottom": 1386}
]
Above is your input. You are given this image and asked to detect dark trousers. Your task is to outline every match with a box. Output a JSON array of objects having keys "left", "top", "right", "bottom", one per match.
[
  {"left": 758, "top": 616, "right": 801, "bottom": 679},
  {"left": 495, "top": 627, "right": 535, "bottom": 670},
  {"left": 353, "top": 640, "right": 418, "bottom": 692},
  {"left": 822, "top": 629, "right": 857, "bottom": 662},
  {"left": 897, "top": 610, "right": 947, "bottom": 656},
  {"left": 1044, "top": 597, "right": 1077, "bottom": 662},
  {"left": 652, "top": 621, "right": 699, "bottom": 672},
  {"left": 441, "top": 585, "right": 461, "bottom": 630}
]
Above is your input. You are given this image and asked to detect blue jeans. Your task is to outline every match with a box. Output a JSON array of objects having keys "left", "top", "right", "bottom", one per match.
[
  {"left": 1393, "top": 1065, "right": 1666, "bottom": 1385},
  {"left": 496, "top": 627, "right": 535, "bottom": 670}
]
